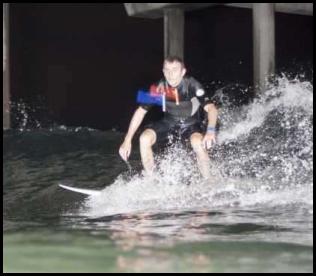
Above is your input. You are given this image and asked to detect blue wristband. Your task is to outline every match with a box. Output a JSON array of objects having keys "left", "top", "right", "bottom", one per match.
[{"left": 207, "top": 126, "right": 216, "bottom": 133}]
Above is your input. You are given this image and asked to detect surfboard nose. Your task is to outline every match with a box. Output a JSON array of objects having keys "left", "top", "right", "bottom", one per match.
[{"left": 59, "top": 184, "right": 102, "bottom": 196}]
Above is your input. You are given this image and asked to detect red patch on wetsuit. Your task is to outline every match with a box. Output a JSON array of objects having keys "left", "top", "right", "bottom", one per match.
[{"left": 149, "top": 85, "right": 178, "bottom": 101}]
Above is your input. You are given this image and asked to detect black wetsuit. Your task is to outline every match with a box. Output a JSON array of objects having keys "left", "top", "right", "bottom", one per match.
[{"left": 139, "top": 76, "right": 214, "bottom": 144}]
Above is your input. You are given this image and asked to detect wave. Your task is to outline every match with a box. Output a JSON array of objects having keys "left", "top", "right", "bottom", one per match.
[{"left": 82, "top": 76, "right": 313, "bottom": 217}]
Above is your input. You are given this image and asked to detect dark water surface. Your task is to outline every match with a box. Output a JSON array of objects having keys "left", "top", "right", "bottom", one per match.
[{"left": 3, "top": 78, "right": 313, "bottom": 272}]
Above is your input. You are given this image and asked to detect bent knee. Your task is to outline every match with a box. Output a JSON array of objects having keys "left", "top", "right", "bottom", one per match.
[
  {"left": 190, "top": 133, "right": 203, "bottom": 150},
  {"left": 139, "top": 129, "right": 156, "bottom": 146}
]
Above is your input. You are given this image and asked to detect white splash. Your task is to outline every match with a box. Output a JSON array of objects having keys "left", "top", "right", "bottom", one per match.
[
  {"left": 81, "top": 76, "right": 313, "bottom": 217},
  {"left": 217, "top": 76, "right": 313, "bottom": 143}
]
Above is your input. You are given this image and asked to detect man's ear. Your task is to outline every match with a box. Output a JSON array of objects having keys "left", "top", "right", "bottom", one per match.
[{"left": 181, "top": 67, "right": 186, "bottom": 77}]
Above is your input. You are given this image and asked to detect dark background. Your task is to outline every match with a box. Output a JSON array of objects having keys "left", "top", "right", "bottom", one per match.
[{"left": 10, "top": 3, "right": 313, "bottom": 131}]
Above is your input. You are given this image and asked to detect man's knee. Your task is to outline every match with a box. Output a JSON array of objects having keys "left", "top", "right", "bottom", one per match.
[
  {"left": 139, "top": 129, "right": 156, "bottom": 146},
  {"left": 190, "top": 133, "right": 203, "bottom": 151}
]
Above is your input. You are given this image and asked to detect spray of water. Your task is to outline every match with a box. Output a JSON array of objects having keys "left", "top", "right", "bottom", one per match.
[
  {"left": 82, "top": 76, "right": 313, "bottom": 217},
  {"left": 10, "top": 96, "right": 53, "bottom": 131},
  {"left": 9, "top": 96, "right": 97, "bottom": 133}
]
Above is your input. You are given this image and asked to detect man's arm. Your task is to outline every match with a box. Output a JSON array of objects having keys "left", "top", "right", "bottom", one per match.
[
  {"left": 124, "top": 106, "right": 147, "bottom": 141},
  {"left": 204, "top": 103, "right": 218, "bottom": 129},
  {"left": 202, "top": 103, "right": 218, "bottom": 149},
  {"left": 119, "top": 106, "right": 148, "bottom": 161}
]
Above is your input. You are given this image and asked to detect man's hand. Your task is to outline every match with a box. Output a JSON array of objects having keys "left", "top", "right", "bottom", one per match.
[
  {"left": 157, "top": 82, "right": 165, "bottom": 93},
  {"left": 202, "top": 132, "right": 216, "bottom": 150},
  {"left": 119, "top": 139, "right": 132, "bottom": 161}
]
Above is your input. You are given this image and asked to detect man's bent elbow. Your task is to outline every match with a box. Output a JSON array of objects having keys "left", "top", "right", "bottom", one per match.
[{"left": 204, "top": 103, "right": 218, "bottom": 114}]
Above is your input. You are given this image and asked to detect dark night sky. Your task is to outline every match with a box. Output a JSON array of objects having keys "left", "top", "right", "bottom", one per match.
[{"left": 10, "top": 4, "right": 313, "bottom": 130}]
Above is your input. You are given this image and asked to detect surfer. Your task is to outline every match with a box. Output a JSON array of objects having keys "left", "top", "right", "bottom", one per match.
[{"left": 119, "top": 56, "right": 218, "bottom": 179}]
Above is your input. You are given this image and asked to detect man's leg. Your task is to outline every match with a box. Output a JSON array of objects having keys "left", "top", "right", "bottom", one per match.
[
  {"left": 190, "top": 132, "right": 211, "bottom": 179},
  {"left": 139, "top": 129, "right": 157, "bottom": 174}
]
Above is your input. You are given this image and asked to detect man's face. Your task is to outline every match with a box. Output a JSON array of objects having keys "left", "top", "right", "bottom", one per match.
[{"left": 163, "top": 60, "right": 186, "bottom": 87}]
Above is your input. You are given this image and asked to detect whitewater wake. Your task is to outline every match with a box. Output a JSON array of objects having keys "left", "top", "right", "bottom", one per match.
[{"left": 80, "top": 76, "right": 313, "bottom": 217}]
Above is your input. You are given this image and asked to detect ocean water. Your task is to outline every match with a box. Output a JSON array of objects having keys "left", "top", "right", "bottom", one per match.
[{"left": 3, "top": 77, "right": 313, "bottom": 272}]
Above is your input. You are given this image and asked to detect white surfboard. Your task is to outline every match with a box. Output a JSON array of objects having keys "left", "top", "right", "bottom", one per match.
[{"left": 59, "top": 184, "right": 102, "bottom": 196}]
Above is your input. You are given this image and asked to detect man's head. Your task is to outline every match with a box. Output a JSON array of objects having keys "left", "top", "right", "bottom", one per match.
[{"left": 163, "top": 56, "right": 186, "bottom": 87}]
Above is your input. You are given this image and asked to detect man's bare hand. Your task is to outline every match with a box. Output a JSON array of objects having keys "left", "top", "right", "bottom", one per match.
[
  {"left": 202, "top": 132, "right": 216, "bottom": 150},
  {"left": 119, "top": 140, "right": 132, "bottom": 161},
  {"left": 157, "top": 82, "right": 165, "bottom": 93}
]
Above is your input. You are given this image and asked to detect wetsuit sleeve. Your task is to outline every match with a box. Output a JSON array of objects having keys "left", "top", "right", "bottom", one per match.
[
  {"left": 188, "top": 77, "right": 216, "bottom": 109},
  {"left": 139, "top": 103, "right": 152, "bottom": 111}
]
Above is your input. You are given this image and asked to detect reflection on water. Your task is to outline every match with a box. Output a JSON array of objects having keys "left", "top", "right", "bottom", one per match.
[{"left": 4, "top": 224, "right": 313, "bottom": 273}]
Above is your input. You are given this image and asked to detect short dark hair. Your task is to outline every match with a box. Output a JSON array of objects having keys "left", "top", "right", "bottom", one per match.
[{"left": 164, "top": 56, "right": 185, "bottom": 67}]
